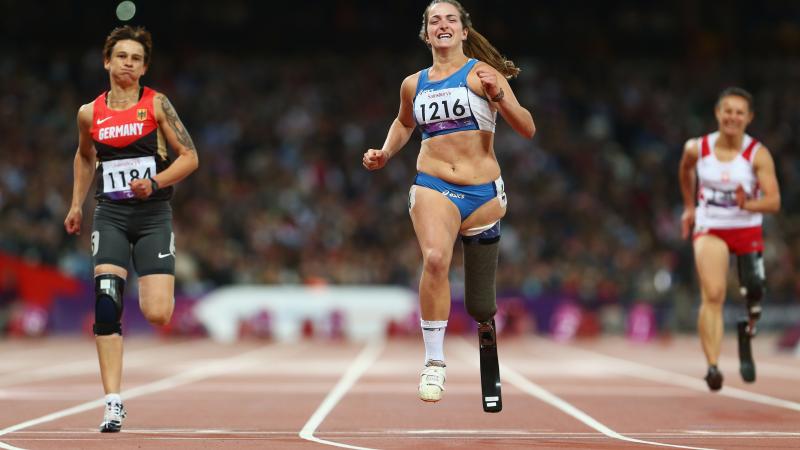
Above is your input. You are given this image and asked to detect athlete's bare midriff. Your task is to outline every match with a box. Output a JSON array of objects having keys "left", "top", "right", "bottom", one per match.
[{"left": 417, "top": 130, "right": 500, "bottom": 185}]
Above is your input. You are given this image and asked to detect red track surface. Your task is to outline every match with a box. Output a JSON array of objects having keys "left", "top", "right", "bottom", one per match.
[{"left": 1, "top": 334, "right": 798, "bottom": 449}]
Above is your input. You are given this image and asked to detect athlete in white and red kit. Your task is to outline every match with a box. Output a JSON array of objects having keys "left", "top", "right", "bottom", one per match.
[{"left": 679, "top": 87, "right": 781, "bottom": 391}]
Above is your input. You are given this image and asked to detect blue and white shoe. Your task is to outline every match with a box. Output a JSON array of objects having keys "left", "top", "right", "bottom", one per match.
[{"left": 99, "top": 401, "right": 126, "bottom": 432}]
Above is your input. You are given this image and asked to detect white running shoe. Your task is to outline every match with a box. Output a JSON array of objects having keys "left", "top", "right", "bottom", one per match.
[
  {"left": 99, "top": 401, "right": 126, "bottom": 433},
  {"left": 418, "top": 364, "right": 446, "bottom": 402}
]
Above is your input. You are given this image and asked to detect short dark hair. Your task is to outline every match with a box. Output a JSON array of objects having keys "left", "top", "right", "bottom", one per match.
[
  {"left": 716, "top": 87, "right": 754, "bottom": 112},
  {"left": 103, "top": 25, "right": 153, "bottom": 66}
]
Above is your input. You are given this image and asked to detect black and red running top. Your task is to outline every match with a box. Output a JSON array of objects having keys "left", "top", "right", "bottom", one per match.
[{"left": 90, "top": 86, "right": 173, "bottom": 203}]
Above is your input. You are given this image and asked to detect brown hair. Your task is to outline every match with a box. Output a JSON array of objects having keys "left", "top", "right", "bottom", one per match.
[
  {"left": 103, "top": 25, "right": 153, "bottom": 66},
  {"left": 716, "top": 87, "right": 754, "bottom": 112},
  {"left": 419, "top": 0, "right": 520, "bottom": 79}
]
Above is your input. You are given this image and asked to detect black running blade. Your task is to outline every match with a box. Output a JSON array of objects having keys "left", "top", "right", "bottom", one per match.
[
  {"left": 737, "top": 320, "right": 756, "bottom": 383},
  {"left": 478, "top": 321, "right": 502, "bottom": 413}
]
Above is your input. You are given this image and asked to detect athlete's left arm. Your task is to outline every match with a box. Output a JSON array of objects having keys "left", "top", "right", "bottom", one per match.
[
  {"left": 153, "top": 93, "right": 199, "bottom": 186},
  {"left": 131, "top": 93, "right": 199, "bottom": 198},
  {"left": 472, "top": 63, "right": 535, "bottom": 139},
  {"left": 738, "top": 146, "right": 781, "bottom": 213}
]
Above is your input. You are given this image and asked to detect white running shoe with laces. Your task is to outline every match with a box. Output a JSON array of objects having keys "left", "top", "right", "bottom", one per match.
[
  {"left": 418, "top": 364, "right": 446, "bottom": 402},
  {"left": 99, "top": 401, "right": 126, "bottom": 433}
]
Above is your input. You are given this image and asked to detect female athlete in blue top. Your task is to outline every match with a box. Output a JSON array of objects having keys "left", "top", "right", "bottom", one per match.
[{"left": 362, "top": 0, "right": 534, "bottom": 406}]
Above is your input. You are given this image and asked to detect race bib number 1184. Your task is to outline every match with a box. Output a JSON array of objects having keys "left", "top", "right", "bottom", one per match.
[{"left": 102, "top": 156, "right": 156, "bottom": 200}]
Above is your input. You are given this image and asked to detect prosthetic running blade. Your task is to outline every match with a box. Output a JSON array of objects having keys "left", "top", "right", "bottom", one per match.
[
  {"left": 737, "top": 320, "right": 756, "bottom": 383},
  {"left": 478, "top": 320, "right": 502, "bottom": 413}
]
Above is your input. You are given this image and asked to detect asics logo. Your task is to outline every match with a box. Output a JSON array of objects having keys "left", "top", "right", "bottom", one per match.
[
  {"left": 441, "top": 190, "right": 465, "bottom": 200},
  {"left": 96, "top": 116, "right": 113, "bottom": 125},
  {"left": 158, "top": 252, "right": 173, "bottom": 259}
]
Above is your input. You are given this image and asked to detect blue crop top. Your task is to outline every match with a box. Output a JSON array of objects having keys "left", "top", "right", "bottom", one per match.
[{"left": 413, "top": 59, "right": 497, "bottom": 140}]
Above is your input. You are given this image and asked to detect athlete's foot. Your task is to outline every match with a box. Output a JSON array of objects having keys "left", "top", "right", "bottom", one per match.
[
  {"left": 418, "top": 360, "right": 446, "bottom": 402},
  {"left": 704, "top": 365, "right": 723, "bottom": 392},
  {"left": 99, "top": 401, "right": 126, "bottom": 432}
]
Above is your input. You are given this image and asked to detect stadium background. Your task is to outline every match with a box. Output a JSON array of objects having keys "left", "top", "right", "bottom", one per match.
[{"left": 1, "top": 0, "right": 800, "bottom": 343}]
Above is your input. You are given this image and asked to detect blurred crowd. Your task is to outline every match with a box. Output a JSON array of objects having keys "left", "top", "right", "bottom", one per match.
[{"left": 3, "top": 2, "right": 800, "bottom": 332}]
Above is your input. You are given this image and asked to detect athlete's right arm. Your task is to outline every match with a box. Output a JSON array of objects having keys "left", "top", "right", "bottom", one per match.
[
  {"left": 64, "top": 104, "right": 97, "bottom": 236},
  {"left": 363, "top": 75, "right": 417, "bottom": 171},
  {"left": 678, "top": 138, "right": 699, "bottom": 240}
]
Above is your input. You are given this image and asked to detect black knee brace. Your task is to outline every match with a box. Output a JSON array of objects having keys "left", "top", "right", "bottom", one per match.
[
  {"left": 737, "top": 252, "right": 765, "bottom": 321},
  {"left": 94, "top": 274, "right": 125, "bottom": 335},
  {"left": 461, "top": 223, "right": 500, "bottom": 323}
]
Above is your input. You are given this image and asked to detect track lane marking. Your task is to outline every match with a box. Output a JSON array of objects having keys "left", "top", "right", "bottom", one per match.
[
  {"left": 0, "top": 344, "right": 287, "bottom": 450},
  {"left": 533, "top": 339, "right": 800, "bottom": 412},
  {"left": 298, "top": 339, "right": 384, "bottom": 450},
  {"left": 454, "top": 339, "right": 716, "bottom": 450}
]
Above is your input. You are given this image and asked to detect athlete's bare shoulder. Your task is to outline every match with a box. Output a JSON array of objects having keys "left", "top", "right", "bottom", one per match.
[
  {"left": 402, "top": 72, "right": 421, "bottom": 88},
  {"left": 77, "top": 102, "right": 94, "bottom": 129},
  {"left": 472, "top": 60, "right": 495, "bottom": 72},
  {"left": 78, "top": 101, "right": 93, "bottom": 115},
  {"left": 152, "top": 91, "right": 181, "bottom": 118},
  {"left": 152, "top": 90, "right": 167, "bottom": 110},
  {"left": 400, "top": 72, "right": 421, "bottom": 100},
  {"left": 683, "top": 136, "right": 700, "bottom": 157},
  {"left": 752, "top": 142, "right": 775, "bottom": 168},
  {"left": 152, "top": 91, "right": 176, "bottom": 123}
]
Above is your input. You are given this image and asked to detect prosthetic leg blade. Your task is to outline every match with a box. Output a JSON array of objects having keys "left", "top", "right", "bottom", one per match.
[
  {"left": 737, "top": 320, "right": 756, "bottom": 383},
  {"left": 478, "top": 320, "right": 502, "bottom": 413}
]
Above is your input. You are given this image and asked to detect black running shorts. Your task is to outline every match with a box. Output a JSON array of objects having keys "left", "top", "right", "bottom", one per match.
[{"left": 91, "top": 200, "right": 175, "bottom": 276}]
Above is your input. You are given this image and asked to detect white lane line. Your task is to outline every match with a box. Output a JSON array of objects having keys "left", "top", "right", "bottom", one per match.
[
  {"left": 535, "top": 340, "right": 800, "bottom": 412},
  {"left": 453, "top": 339, "right": 715, "bottom": 450},
  {"left": 298, "top": 340, "right": 385, "bottom": 450},
  {"left": 683, "top": 430, "right": 800, "bottom": 436},
  {"left": 720, "top": 356, "right": 800, "bottom": 381},
  {"left": 0, "top": 340, "right": 217, "bottom": 450},
  {"left": 0, "top": 344, "right": 283, "bottom": 446},
  {"left": 8, "top": 429, "right": 800, "bottom": 437}
]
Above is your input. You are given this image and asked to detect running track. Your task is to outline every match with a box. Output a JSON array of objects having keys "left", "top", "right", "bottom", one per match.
[{"left": 0, "top": 334, "right": 798, "bottom": 449}]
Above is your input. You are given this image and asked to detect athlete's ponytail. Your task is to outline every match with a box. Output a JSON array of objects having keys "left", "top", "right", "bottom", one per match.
[{"left": 419, "top": 0, "right": 520, "bottom": 79}]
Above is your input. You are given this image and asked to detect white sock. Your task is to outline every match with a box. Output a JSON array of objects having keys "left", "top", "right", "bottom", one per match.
[
  {"left": 421, "top": 319, "right": 447, "bottom": 364},
  {"left": 104, "top": 393, "right": 122, "bottom": 404}
]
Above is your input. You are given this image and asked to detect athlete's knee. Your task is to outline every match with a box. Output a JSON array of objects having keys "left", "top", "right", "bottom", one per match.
[
  {"left": 462, "top": 223, "right": 500, "bottom": 322},
  {"left": 144, "top": 311, "right": 171, "bottom": 326},
  {"left": 94, "top": 274, "right": 125, "bottom": 336},
  {"left": 422, "top": 247, "right": 451, "bottom": 277},
  {"left": 141, "top": 296, "right": 173, "bottom": 326},
  {"left": 701, "top": 295, "right": 725, "bottom": 312},
  {"left": 702, "top": 285, "right": 727, "bottom": 306}
]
